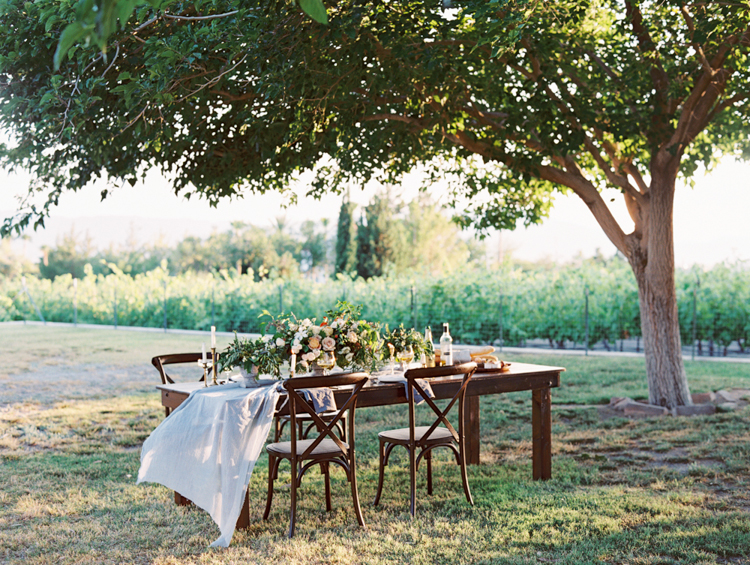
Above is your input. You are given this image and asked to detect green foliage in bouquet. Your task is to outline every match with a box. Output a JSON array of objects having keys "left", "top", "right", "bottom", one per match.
[
  {"left": 263, "top": 301, "right": 382, "bottom": 373},
  {"left": 381, "top": 324, "right": 432, "bottom": 360},
  {"left": 217, "top": 333, "right": 283, "bottom": 379}
]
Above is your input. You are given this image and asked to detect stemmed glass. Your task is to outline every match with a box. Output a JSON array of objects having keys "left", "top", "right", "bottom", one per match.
[
  {"left": 316, "top": 350, "right": 336, "bottom": 376},
  {"left": 397, "top": 345, "right": 414, "bottom": 372}
]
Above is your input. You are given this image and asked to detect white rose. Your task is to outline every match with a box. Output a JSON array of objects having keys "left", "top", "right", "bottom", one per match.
[
  {"left": 262, "top": 335, "right": 272, "bottom": 342},
  {"left": 322, "top": 337, "right": 336, "bottom": 351},
  {"left": 312, "top": 349, "right": 321, "bottom": 359},
  {"left": 291, "top": 344, "right": 302, "bottom": 354},
  {"left": 346, "top": 353, "right": 354, "bottom": 362},
  {"left": 340, "top": 346, "right": 351, "bottom": 354},
  {"left": 275, "top": 337, "right": 285, "bottom": 347},
  {"left": 301, "top": 318, "right": 312, "bottom": 327},
  {"left": 323, "top": 326, "right": 334, "bottom": 337},
  {"left": 289, "top": 323, "right": 298, "bottom": 331},
  {"left": 302, "top": 352, "right": 316, "bottom": 362},
  {"left": 347, "top": 331, "right": 358, "bottom": 343},
  {"left": 312, "top": 325, "right": 321, "bottom": 335}
]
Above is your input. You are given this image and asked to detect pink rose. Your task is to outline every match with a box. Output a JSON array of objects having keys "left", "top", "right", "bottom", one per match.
[{"left": 322, "top": 337, "right": 336, "bottom": 351}]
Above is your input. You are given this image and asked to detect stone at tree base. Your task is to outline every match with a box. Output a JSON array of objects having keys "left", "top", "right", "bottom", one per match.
[
  {"left": 716, "top": 402, "right": 739, "bottom": 413},
  {"left": 623, "top": 402, "right": 669, "bottom": 417},
  {"left": 691, "top": 392, "right": 716, "bottom": 404},
  {"left": 612, "top": 398, "right": 638, "bottom": 411},
  {"left": 715, "top": 390, "right": 738, "bottom": 403},
  {"left": 729, "top": 389, "right": 750, "bottom": 400},
  {"left": 673, "top": 403, "right": 716, "bottom": 417},
  {"left": 609, "top": 397, "right": 626, "bottom": 407}
]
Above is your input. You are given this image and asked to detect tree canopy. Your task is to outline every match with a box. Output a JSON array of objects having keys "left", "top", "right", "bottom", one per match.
[
  {"left": 1, "top": 0, "right": 749, "bottom": 407},
  {"left": 0, "top": 0, "right": 746, "bottom": 239}
]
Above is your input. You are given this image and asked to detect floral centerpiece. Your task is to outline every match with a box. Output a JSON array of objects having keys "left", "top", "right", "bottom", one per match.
[
  {"left": 323, "top": 302, "right": 382, "bottom": 372},
  {"left": 264, "top": 302, "right": 381, "bottom": 374},
  {"left": 381, "top": 324, "right": 433, "bottom": 361},
  {"left": 217, "top": 333, "right": 283, "bottom": 380}
]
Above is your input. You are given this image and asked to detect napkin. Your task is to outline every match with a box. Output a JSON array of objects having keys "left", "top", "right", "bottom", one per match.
[
  {"left": 374, "top": 371, "right": 435, "bottom": 405},
  {"left": 300, "top": 387, "right": 337, "bottom": 413}
]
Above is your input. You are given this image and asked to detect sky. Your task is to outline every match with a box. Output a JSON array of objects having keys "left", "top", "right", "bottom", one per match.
[{"left": 1, "top": 156, "right": 749, "bottom": 268}]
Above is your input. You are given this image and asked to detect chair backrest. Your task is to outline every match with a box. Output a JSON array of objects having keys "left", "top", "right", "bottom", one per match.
[
  {"left": 284, "top": 373, "right": 369, "bottom": 460},
  {"left": 404, "top": 362, "right": 477, "bottom": 445},
  {"left": 151, "top": 353, "right": 205, "bottom": 385}
]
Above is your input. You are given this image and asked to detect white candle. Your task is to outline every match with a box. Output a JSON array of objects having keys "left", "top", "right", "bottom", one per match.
[
  {"left": 202, "top": 343, "right": 206, "bottom": 362},
  {"left": 211, "top": 326, "right": 216, "bottom": 349},
  {"left": 290, "top": 353, "right": 296, "bottom": 377}
]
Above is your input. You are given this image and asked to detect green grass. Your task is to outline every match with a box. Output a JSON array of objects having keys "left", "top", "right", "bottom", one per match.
[{"left": 2, "top": 325, "right": 750, "bottom": 564}]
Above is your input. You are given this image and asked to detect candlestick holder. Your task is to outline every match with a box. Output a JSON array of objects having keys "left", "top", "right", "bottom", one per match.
[
  {"left": 211, "top": 347, "right": 219, "bottom": 386},
  {"left": 197, "top": 358, "right": 212, "bottom": 387}
]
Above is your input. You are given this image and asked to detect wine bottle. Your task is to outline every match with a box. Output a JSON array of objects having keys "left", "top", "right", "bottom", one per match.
[
  {"left": 439, "top": 323, "right": 453, "bottom": 366},
  {"left": 424, "top": 327, "right": 435, "bottom": 368}
]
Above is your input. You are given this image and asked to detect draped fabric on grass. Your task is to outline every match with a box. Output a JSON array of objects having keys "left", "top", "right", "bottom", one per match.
[{"left": 137, "top": 382, "right": 280, "bottom": 547}]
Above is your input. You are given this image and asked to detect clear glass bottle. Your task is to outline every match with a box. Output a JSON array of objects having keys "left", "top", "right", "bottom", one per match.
[
  {"left": 424, "top": 327, "right": 435, "bottom": 368},
  {"left": 439, "top": 323, "right": 453, "bottom": 366}
]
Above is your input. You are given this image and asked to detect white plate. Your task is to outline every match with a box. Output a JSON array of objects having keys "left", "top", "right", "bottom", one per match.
[{"left": 376, "top": 374, "right": 406, "bottom": 383}]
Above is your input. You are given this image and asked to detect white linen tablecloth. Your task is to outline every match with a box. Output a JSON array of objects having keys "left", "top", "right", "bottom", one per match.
[{"left": 137, "top": 382, "right": 281, "bottom": 547}]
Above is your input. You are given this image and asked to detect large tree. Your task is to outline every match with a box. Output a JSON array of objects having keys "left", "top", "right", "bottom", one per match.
[{"left": 1, "top": 0, "right": 749, "bottom": 407}]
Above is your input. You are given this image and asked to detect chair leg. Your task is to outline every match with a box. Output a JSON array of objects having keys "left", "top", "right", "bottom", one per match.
[
  {"left": 459, "top": 444, "right": 474, "bottom": 506},
  {"left": 322, "top": 462, "right": 332, "bottom": 512},
  {"left": 426, "top": 450, "right": 433, "bottom": 496},
  {"left": 288, "top": 460, "right": 298, "bottom": 538},
  {"left": 409, "top": 446, "right": 417, "bottom": 518},
  {"left": 274, "top": 417, "right": 282, "bottom": 442},
  {"left": 373, "top": 439, "right": 387, "bottom": 506},
  {"left": 263, "top": 455, "right": 276, "bottom": 520},
  {"left": 350, "top": 452, "right": 366, "bottom": 528}
]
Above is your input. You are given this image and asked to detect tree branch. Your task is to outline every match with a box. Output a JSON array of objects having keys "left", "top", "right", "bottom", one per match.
[
  {"left": 625, "top": 1, "right": 671, "bottom": 125},
  {"left": 679, "top": 5, "right": 716, "bottom": 76},
  {"left": 537, "top": 160, "right": 629, "bottom": 254},
  {"left": 100, "top": 44, "right": 120, "bottom": 78},
  {"left": 175, "top": 54, "right": 248, "bottom": 103},
  {"left": 163, "top": 10, "right": 239, "bottom": 22},
  {"left": 583, "top": 136, "right": 645, "bottom": 207}
]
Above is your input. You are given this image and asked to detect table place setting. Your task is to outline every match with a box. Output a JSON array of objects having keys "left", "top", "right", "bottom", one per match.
[{"left": 140, "top": 302, "right": 546, "bottom": 546}]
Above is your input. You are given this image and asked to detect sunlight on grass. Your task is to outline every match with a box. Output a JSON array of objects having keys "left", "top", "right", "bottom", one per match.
[{"left": 2, "top": 325, "right": 750, "bottom": 563}]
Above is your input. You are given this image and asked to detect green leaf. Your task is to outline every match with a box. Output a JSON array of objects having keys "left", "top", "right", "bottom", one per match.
[
  {"left": 298, "top": 0, "right": 328, "bottom": 25},
  {"left": 54, "top": 21, "right": 88, "bottom": 70}
]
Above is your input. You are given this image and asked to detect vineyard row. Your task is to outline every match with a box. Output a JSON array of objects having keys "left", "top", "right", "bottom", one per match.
[{"left": 3, "top": 261, "right": 749, "bottom": 357}]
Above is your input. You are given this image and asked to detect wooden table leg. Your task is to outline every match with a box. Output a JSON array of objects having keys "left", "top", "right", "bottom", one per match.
[
  {"left": 174, "top": 491, "right": 191, "bottom": 506},
  {"left": 464, "top": 395, "right": 481, "bottom": 465},
  {"left": 236, "top": 490, "right": 250, "bottom": 530},
  {"left": 532, "top": 387, "right": 552, "bottom": 480}
]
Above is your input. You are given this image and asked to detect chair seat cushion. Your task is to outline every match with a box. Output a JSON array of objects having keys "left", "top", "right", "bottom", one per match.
[
  {"left": 267, "top": 438, "right": 347, "bottom": 458},
  {"left": 378, "top": 425, "right": 454, "bottom": 444}
]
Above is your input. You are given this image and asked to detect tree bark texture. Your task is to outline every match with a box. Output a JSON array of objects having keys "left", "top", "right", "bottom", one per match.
[{"left": 626, "top": 155, "right": 692, "bottom": 408}]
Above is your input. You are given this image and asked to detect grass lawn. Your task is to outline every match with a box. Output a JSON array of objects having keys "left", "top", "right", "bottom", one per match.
[{"left": 2, "top": 324, "right": 750, "bottom": 564}]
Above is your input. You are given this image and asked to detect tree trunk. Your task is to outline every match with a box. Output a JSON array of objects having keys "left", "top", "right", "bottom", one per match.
[{"left": 628, "top": 156, "right": 692, "bottom": 409}]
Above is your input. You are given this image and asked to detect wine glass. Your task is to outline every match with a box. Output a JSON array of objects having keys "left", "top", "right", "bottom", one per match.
[
  {"left": 316, "top": 351, "right": 336, "bottom": 375},
  {"left": 397, "top": 345, "right": 414, "bottom": 371}
]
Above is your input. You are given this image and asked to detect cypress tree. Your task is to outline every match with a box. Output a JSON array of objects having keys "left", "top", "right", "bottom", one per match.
[{"left": 334, "top": 198, "right": 358, "bottom": 275}]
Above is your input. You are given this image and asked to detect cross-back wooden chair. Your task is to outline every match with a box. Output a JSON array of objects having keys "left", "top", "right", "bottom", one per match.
[
  {"left": 151, "top": 353, "right": 205, "bottom": 416},
  {"left": 373, "top": 362, "right": 477, "bottom": 516},
  {"left": 263, "top": 372, "right": 369, "bottom": 538},
  {"left": 273, "top": 408, "right": 347, "bottom": 443}
]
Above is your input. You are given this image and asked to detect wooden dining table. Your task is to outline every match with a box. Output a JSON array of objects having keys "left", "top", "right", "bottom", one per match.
[{"left": 156, "top": 360, "right": 564, "bottom": 528}]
